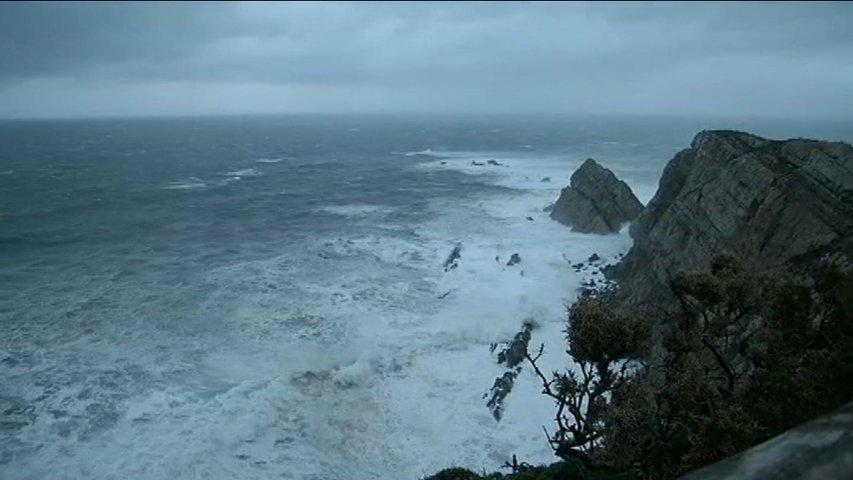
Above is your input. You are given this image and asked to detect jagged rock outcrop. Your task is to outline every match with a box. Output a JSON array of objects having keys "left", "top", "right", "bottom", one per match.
[
  {"left": 549, "top": 158, "right": 643, "bottom": 234},
  {"left": 443, "top": 244, "right": 462, "bottom": 272},
  {"left": 486, "top": 321, "right": 534, "bottom": 421},
  {"left": 611, "top": 130, "right": 853, "bottom": 305}
]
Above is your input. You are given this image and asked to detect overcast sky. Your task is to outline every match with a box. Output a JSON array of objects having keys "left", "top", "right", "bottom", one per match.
[{"left": 1, "top": 1, "right": 851, "bottom": 119}]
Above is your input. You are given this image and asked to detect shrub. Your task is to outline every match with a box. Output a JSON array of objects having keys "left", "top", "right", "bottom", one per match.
[{"left": 526, "top": 256, "right": 853, "bottom": 479}]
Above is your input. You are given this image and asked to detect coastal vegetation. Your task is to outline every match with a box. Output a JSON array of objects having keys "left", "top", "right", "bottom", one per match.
[
  {"left": 428, "top": 129, "right": 853, "bottom": 480},
  {"left": 427, "top": 255, "right": 853, "bottom": 480}
]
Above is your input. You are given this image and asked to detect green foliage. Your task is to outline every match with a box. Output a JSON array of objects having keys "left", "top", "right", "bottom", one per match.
[
  {"left": 424, "top": 467, "right": 491, "bottom": 480},
  {"left": 600, "top": 256, "right": 853, "bottom": 479},
  {"left": 567, "top": 294, "right": 653, "bottom": 364},
  {"left": 424, "top": 256, "right": 853, "bottom": 480},
  {"left": 522, "top": 292, "right": 653, "bottom": 465},
  {"left": 422, "top": 460, "right": 639, "bottom": 480}
]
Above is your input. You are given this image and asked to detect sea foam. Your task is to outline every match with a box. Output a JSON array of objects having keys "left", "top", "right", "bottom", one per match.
[{"left": 2, "top": 147, "right": 651, "bottom": 480}]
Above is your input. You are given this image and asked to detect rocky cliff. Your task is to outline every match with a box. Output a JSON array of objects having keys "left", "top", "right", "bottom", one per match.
[
  {"left": 549, "top": 158, "right": 643, "bottom": 234},
  {"left": 611, "top": 130, "right": 853, "bottom": 304}
]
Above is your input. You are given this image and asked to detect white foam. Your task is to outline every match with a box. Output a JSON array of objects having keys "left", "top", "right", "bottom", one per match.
[
  {"left": 161, "top": 178, "right": 207, "bottom": 190},
  {"left": 319, "top": 204, "right": 397, "bottom": 217},
  {"left": 404, "top": 148, "right": 437, "bottom": 156},
  {"left": 4, "top": 147, "right": 660, "bottom": 480},
  {"left": 253, "top": 147, "right": 647, "bottom": 477},
  {"left": 264, "top": 149, "right": 639, "bottom": 477},
  {"left": 254, "top": 158, "right": 283, "bottom": 164},
  {"left": 226, "top": 168, "right": 263, "bottom": 178},
  {"left": 334, "top": 149, "right": 643, "bottom": 477}
]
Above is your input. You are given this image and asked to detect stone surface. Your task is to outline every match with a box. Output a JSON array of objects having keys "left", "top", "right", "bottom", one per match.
[
  {"left": 611, "top": 130, "right": 853, "bottom": 305},
  {"left": 678, "top": 402, "right": 853, "bottom": 480},
  {"left": 549, "top": 158, "right": 644, "bottom": 234}
]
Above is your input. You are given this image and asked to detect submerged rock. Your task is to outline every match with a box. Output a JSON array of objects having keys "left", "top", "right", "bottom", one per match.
[
  {"left": 487, "top": 321, "right": 535, "bottom": 421},
  {"left": 610, "top": 130, "right": 853, "bottom": 305},
  {"left": 495, "top": 323, "right": 532, "bottom": 369},
  {"left": 541, "top": 176, "right": 551, "bottom": 183},
  {"left": 588, "top": 253, "right": 601, "bottom": 263},
  {"left": 485, "top": 372, "right": 517, "bottom": 422},
  {"left": 506, "top": 253, "right": 522, "bottom": 266},
  {"left": 487, "top": 159, "right": 502, "bottom": 166},
  {"left": 443, "top": 244, "right": 462, "bottom": 272},
  {"left": 0, "top": 396, "right": 36, "bottom": 430},
  {"left": 549, "top": 158, "right": 643, "bottom": 234}
]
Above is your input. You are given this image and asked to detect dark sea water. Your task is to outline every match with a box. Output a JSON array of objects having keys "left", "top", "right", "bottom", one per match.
[{"left": 1, "top": 114, "right": 850, "bottom": 479}]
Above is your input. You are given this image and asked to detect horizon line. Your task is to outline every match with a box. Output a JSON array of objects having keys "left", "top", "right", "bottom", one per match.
[{"left": 0, "top": 110, "right": 845, "bottom": 123}]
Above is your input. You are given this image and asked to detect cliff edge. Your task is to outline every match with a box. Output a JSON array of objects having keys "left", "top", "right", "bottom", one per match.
[{"left": 611, "top": 130, "right": 853, "bottom": 304}]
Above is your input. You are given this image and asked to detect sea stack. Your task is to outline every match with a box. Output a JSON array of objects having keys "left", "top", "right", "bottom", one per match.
[{"left": 549, "top": 158, "right": 643, "bottom": 234}]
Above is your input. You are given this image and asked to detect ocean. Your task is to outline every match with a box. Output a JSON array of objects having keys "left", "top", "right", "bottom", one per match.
[{"left": 1, "top": 114, "right": 850, "bottom": 479}]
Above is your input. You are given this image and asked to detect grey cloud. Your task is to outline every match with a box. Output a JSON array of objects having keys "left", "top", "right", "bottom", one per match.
[{"left": 0, "top": 1, "right": 851, "bottom": 118}]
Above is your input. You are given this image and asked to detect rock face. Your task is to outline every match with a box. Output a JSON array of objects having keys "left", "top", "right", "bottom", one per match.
[
  {"left": 611, "top": 130, "right": 853, "bottom": 305},
  {"left": 550, "top": 158, "right": 643, "bottom": 234},
  {"left": 677, "top": 402, "right": 853, "bottom": 480}
]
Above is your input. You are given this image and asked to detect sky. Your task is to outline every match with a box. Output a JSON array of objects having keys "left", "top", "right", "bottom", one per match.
[{"left": 0, "top": 1, "right": 851, "bottom": 119}]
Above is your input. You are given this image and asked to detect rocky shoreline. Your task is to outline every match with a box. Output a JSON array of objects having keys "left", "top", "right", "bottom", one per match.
[{"left": 467, "top": 129, "right": 853, "bottom": 480}]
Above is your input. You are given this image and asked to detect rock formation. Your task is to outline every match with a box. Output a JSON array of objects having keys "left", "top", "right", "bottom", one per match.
[
  {"left": 611, "top": 130, "right": 853, "bottom": 305},
  {"left": 677, "top": 401, "right": 853, "bottom": 480},
  {"left": 505, "top": 253, "right": 521, "bottom": 267},
  {"left": 549, "top": 158, "right": 643, "bottom": 234},
  {"left": 443, "top": 244, "right": 462, "bottom": 272},
  {"left": 486, "top": 321, "right": 534, "bottom": 421}
]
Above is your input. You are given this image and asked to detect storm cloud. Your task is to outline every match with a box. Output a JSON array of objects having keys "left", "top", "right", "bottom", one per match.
[{"left": 1, "top": 1, "right": 851, "bottom": 118}]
